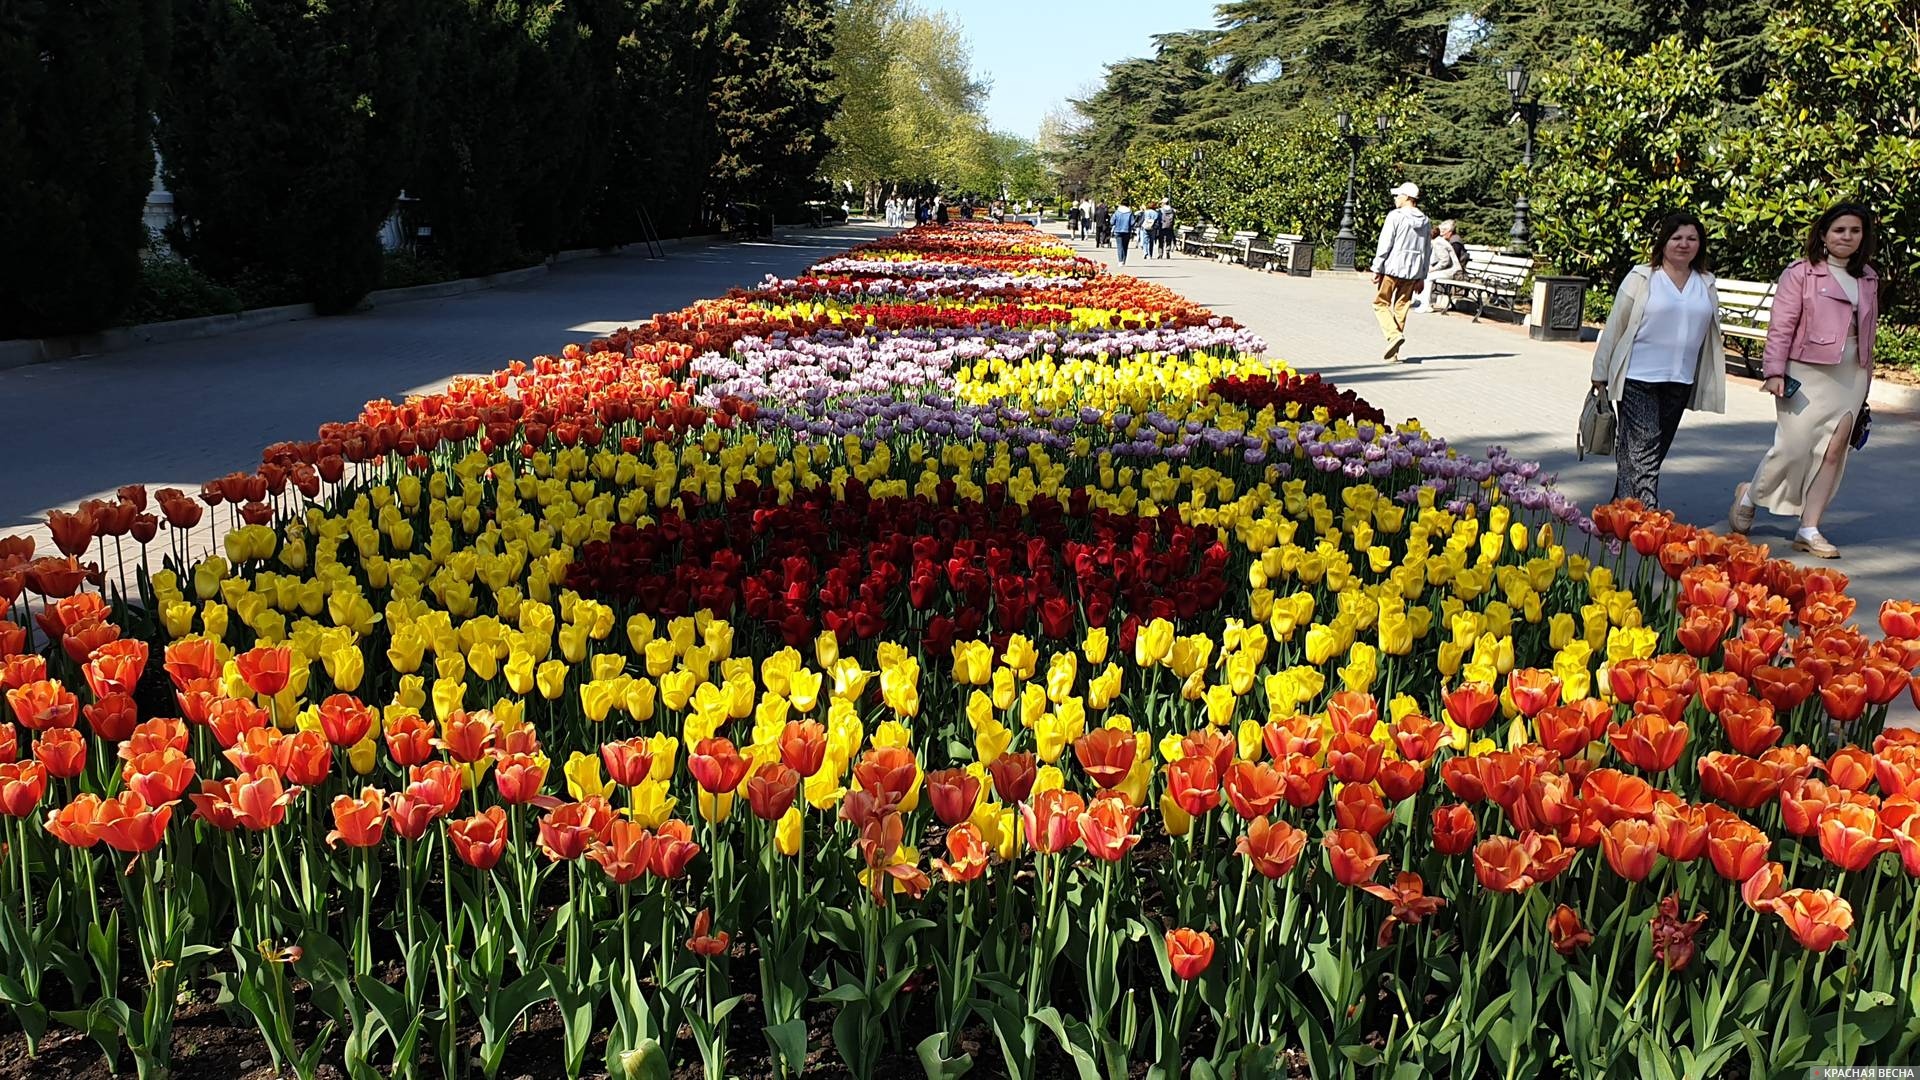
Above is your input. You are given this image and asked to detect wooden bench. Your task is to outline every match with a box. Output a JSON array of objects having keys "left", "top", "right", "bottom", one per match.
[
  {"left": 1435, "top": 244, "right": 1534, "bottom": 322},
  {"left": 1217, "top": 230, "right": 1262, "bottom": 264},
  {"left": 1248, "top": 233, "right": 1314, "bottom": 277},
  {"left": 1716, "top": 278, "right": 1775, "bottom": 377},
  {"left": 1179, "top": 226, "right": 1220, "bottom": 257}
]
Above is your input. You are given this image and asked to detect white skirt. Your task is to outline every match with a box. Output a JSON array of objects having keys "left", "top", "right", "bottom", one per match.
[{"left": 1749, "top": 353, "right": 1870, "bottom": 517}]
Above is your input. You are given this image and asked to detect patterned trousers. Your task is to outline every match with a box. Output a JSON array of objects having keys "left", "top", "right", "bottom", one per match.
[{"left": 1612, "top": 379, "right": 1693, "bottom": 506}]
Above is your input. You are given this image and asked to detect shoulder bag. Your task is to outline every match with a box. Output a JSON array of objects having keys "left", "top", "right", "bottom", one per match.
[{"left": 1577, "top": 385, "right": 1616, "bottom": 460}]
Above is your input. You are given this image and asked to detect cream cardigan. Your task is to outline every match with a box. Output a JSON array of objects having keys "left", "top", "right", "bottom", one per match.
[{"left": 1589, "top": 265, "right": 1727, "bottom": 413}]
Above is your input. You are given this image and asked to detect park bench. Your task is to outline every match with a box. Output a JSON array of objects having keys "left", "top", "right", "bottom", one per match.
[
  {"left": 1715, "top": 278, "right": 1776, "bottom": 378},
  {"left": 1223, "top": 230, "right": 1262, "bottom": 264},
  {"left": 1247, "top": 233, "right": 1314, "bottom": 277},
  {"left": 1179, "top": 226, "right": 1220, "bottom": 257},
  {"left": 1435, "top": 244, "right": 1534, "bottom": 322}
]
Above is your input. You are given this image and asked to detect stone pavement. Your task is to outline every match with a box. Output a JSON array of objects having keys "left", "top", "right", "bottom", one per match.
[
  {"left": 0, "top": 225, "right": 892, "bottom": 538},
  {"left": 1067, "top": 227, "right": 1920, "bottom": 722}
]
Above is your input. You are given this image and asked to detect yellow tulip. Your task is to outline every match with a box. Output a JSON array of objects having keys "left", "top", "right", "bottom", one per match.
[
  {"left": 950, "top": 640, "right": 993, "bottom": 686},
  {"left": 325, "top": 644, "right": 366, "bottom": 693},
  {"left": 432, "top": 677, "right": 466, "bottom": 722},
  {"left": 829, "top": 658, "right": 871, "bottom": 702},
  {"left": 643, "top": 639, "right": 677, "bottom": 677},
  {"left": 1159, "top": 793, "right": 1193, "bottom": 837},
  {"left": 775, "top": 807, "right": 803, "bottom": 857},
  {"left": 696, "top": 789, "right": 735, "bottom": 823},
  {"left": 348, "top": 736, "right": 378, "bottom": 775},
  {"left": 626, "top": 613, "right": 657, "bottom": 654},
  {"left": 1082, "top": 626, "right": 1110, "bottom": 665},
  {"left": 504, "top": 650, "right": 535, "bottom": 695},
  {"left": 787, "top": 666, "right": 823, "bottom": 711},
  {"left": 535, "top": 659, "right": 569, "bottom": 702},
  {"left": 1002, "top": 634, "right": 1038, "bottom": 680},
  {"left": 629, "top": 779, "right": 678, "bottom": 829},
  {"left": 880, "top": 658, "right": 921, "bottom": 718},
  {"left": 659, "top": 669, "right": 697, "bottom": 712},
  {"left": 1087, "top": 664, "right": 1123, "bottom": 710},
  {"left": 1134, "top": 618, "right": 1175, "bottom": 667},
  {"left": 990, "top": 667, "right": 1017, "bottom": 712},
  {"left": 564, "top": 751, "right": 615, "bottom": 801},
  {"left": 974, "top": 716, "right": 1012, "bottom": 764},
  {"left": 814, "top": 630, "right": 839, "bottom": 670},
  {"left": 1203, "top": 683, "right": 1236, "bottom": 727}
]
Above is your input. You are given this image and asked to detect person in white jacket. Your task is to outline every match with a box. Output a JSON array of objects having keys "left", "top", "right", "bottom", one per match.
[{"left": 1370, "top": 182, "right": 1431, "bottom": 361}]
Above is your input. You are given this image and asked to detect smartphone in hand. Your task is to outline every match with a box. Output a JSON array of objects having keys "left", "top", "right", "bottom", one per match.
[{"left": 1782, "top": 375, "right": 1803, "bottom": 399}]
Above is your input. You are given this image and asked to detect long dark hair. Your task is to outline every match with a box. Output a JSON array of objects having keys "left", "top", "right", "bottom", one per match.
[
  {"left": 1648, "top": 212, "right": 1712, "bottom": 273},
  {"left": 1804, "top": 203, "right": 1878, "bottom": 276}
]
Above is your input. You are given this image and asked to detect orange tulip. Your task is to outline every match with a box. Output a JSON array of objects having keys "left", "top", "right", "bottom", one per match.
[
  {"left": 1021, "top": 788, "right": 1086, "bottom": 855},
  {"left": 1822, "top": 747, "right": 1875, "bottom": 791},
  {"left": 1376, "top": 759, "right": 1426, "bottom": 804},
  {"left": 588, "top": 818, "right": 658, "bottom": 884},
  {"left": 188, "top": 777, "right": 244, "bottom": 831},
  {"left": 688, "top": 737, "right": 751, "bottom": 795},
  {"left": 1705, "top": 806, "right": 1771, "bottom": 881},
  {"left": 8, "top": 680, "right": 79, "bottom": 731},
  {"left": 0, "top": 654, "right": 45, "bottom": 694},
  {"left": 1741, "top": 860, "right": 1786, "bottom": 913},
  {"left": 408, "top": 761, "right": 464, "bottom": 816},
  {"left": 1388, "top": 712, "right": 1444, "bottom": 763},
  {"left": 1358, "top": 870, "right": 1440, "bottom": 939},
  {"left": 1181, "top": 729, "right": 1235, "bottom": 776},
  {"left": 538, "top": 797, "right": 619, "bottom": 861},
  {"left": 686, "top": 909, "right": 730, "bottom": 958},
  {"left": 279, "top": 729, "right": 332, "bottom": 787},
  {"left": 1442, "top": 681, "right": 1499, "bottom": 730},
  {"left": 1600, "top": 819, "right": 1660, "bottom": 881},
  {"left": 1579, "top": 769, "right": 1653, "bottom": 825},
  {"left": 1273, "top": 752, "right": 1331, "bottom": 809},
  {"left": 1773, "top": 888, "right": 1852, "bottom": 952},
  {"left": 230, "top": 767, "right": 294, "bottom": 831},
  {"left": 1236, "top": 816, "right": 1307, "bottom": 878},
  {"left": 1323, "top": 827, "right": 1389, "bottom": 886},
  {"left": 82, "top": 639, "right": 149, "bottom": 700},
  {"left": 1165, "top": 928, "right": 1214, "bottom": 980},
  {"left": 385, "top": 713, "right": 436, "bottom": 767},
  {"left": 1817, "top": 802, "right": 1889, "bottom": 872},
  {"left": 122, "top": 717, "right": 189, "bottom": 759},
  {"left": 94, "top": 791, "right": 172, "bottom": 852},
  {"left": 1506, "top": 669, "right": 1562, "bottom": 718},
  {"left": 32, "top": 728, "right": 87, "bottom": 779},
  {"left": 1819, "top": 672, "right": 1869, "bottom": 724},
  {"left": 933, "top": 822, "right": 990, "bottom": 883},
  {"left": 1432, "top": 803, "right": 1477, "bottom": 856},
  {"left": 122, "top": 748, "right": 196, "bottom": 805},
  {"left": 1607, "top": 713, "right": 1688, "bottom": 774},
  {"left": 1882, "top": 600, "right": 1920, "bottom": 639},
  {"left": 1717, "top": 694, "right": 1782, "bottom": 756},
  {"left": 451, "top": 806, "right": 511, "bottom": 870},
  {"left": 1778, "top": 779, "right": 1842, "bottom": 838},
  {"left": 234, "top": 645, "right": 293, "bottom": 698},
  {"left": 1325, "top": 691, "right": 1379, "bottom": 737},
  {"left": 0, "top": 760, "right": 49, "bottom": 817},
  {"left": 1076, "top": 795, "right": 1144, "bottom": 861},
  {"left": 1547, "top": 904, "right": 1594, "bottom": 956},
  {"left": 1651, "top": 799, "right": 1710, "bottom": 862},
  {"left": 494, "top": 752, "right": 548, "bottom": 805},
  {"left": 987, "top": 752, "right": 1037, "bottom": 804},
  {"left": 83, "top": 692, "right": 139, "bottom": 744},
  {"left": 746, "top": 763, "right": 801, "bottom": 821},
  {"left": 851, "top": 746, "right": 918, "bottom": 806},
  {"left": 44, "top": 793, "right": 104, "bottom": 847},
  {"left": 328, "top": 788, "right": 388, "bottom": 848},
  {"left": 650, "top": 819, "right": 701, "bottom": 878},
  {"left": 1164, "top": 756, "right": 1221, "bottom": 817},
  {"left": 163, "top": 638, "right": 222, "bottom": 690},
  {"left": 1261, "top": 714, "right": 1322, "bottom": 760},
  {"left": 317, "top": 694, "right": 376, "bottom": 747},
  {"left": 1222, "top": 761, "right": 1283, "bottom": 820},
  {"left": 435, "top": 711, "right": 495, "bottom": 763},
  {"left": 1333, "top": 783, "right": 1392, "bottom": 837},
  {"left": 779, "top": 719, "right": 827, "bottom": 778},
  {"left": 1675, "top": 607, "right": 1733, "bottom": 659},
  {"left": 45, "top": 507, "right": 95, "bottom": 559},
  {"left": 599, "top": 737, "right": 655, "bottom": 787},
  {"left": 1326, "top": 729, "right": 1382, "bottom": 785},
  {"left": 1749, "top": 665, "right": 1815, "bottom": 712},
  {"left": 1073, "top": 727, "right": 1137, "bottom": 790},
  {"left": 1698, "top": 752, "right": 1779, "bottom": 809}
]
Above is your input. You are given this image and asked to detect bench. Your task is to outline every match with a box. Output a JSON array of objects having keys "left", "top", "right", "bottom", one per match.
[
  {"left": 1247, "top": 233, "right": 1314, "bottom": 277},
  {"left": 1716, "top": 278, "right": 1775, "bottom": 378},
  {"left": 1435, "top": 244, "right": 1534, "bottom": 321},
  {"left": 1178, "top": 225, "right": 1219, "bottom": 256}
]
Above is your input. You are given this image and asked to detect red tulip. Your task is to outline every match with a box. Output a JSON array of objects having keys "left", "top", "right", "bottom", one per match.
[
  {"left": 1548, "top": 904, "right": 1594, "bottom": 955},
  {"left": 234, "top": 645, "right": 293, "bottom": 698},
  {"left": 925, "top": 767, "right": 980, "bottom": 826},
  {"left": 599, "top": 737, "right": 655, "bottom": 787},
  {"left": 451, "top": 807, "right": 511, "bottom": 871},
  {"left": 1442, "top": 681, "right": 1499, "bottom": 730},
  {"left": 1073, "top": 727, "right": 1136, "bottom": 790},
  {"left": 686, "top": 908, "right": 730, "bottom": 958},
  {"left": 32, "top": 728, "right": 87, "bottom": 779},
  {"left": 1165, "top": 928, "right": 1214, "bottom": 980},
  {"left": 494, "top": 752, "right": 548, "bottom": 805},
  {"left": 0, "top": 760, "right": 49, "bottom": 817},
  {"left": 746, "top": 763, "right": 801, "bottom": 821},
  {"left": 1431, "top": 803, "right": 1477, "bottom": 856}
]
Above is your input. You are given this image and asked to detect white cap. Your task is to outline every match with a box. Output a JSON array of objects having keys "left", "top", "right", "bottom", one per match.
[{"left": 1391, "top": 182, "right": 1420, "bottom": 199}]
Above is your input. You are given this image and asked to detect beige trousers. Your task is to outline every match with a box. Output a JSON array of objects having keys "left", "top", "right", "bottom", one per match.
[{"left": 1374, "top": 275, "right": 1417, "bottom": 341}]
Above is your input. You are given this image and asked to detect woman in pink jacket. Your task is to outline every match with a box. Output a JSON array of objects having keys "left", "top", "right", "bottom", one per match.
[{"left": 1729, "top": 204, "right": 1880, "bottom": 558}]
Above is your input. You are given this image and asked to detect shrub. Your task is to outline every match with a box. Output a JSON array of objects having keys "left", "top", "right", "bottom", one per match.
[
  {"left": 118, "top": 254, "right": 246, "bottom": 326},
  {"left": 1877, "top": 321, "right": 1920, "bottom": 372}
]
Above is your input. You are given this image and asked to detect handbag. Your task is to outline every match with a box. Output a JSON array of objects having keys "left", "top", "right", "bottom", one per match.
[
  {"left": 1577, "top": 385, "right": 1616, "bottom": 460},
  {"left": 1851, "top": 404, "right": 1872, "bottom": 450}
]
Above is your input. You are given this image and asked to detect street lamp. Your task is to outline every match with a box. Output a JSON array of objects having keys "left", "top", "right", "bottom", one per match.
[
  {"left": 1506, "top": 64, "right": 1544, "bottom": 256},
  {"left": 1159, "top": 156, "right": 1173, "bottom": 203},
  {"left": 1332, "top": 112, "right": 1390, "bottom": 271}
]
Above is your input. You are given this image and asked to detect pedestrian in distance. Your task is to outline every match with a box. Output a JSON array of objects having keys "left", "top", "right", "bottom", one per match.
[
  {"left": 1068, "top": 203, "right": 1083, "bottom": 240},
  {"left": 1588, "top": 211, "right": 1728, "bottom": 508},
  {"left": 1730, "top": 203, "right": 1882, "bottom": 558},
  {"left": 1158, "top": 200, "right": 1176, "bottom": 258},
  {"left": 1094, "top": 201, "right": 1110, "bottom": 247},
  {"left": 1111, "top": 200, "right": 1136, "bottom": 266},
  {"left": 1138, "top": 202, "right": 1160, "bottom": 258},
  {"left": 1415, "top": 221, "right": 1460, "bottom": 312},
  {"left": 1369, "top": 182, "right": 1430, "bottom": 361}
]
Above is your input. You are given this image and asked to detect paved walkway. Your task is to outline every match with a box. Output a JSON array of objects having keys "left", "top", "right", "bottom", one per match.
[
  {"left": 0, "top": 225, "right": 893, "bottom": 533},
  {"left": 1066, "top": 228, "right": 1919, "bottom": 721}
]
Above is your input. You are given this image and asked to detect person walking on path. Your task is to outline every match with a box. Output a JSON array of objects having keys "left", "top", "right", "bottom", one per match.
[
  {"left": 1111, "top": 200, "right": 1137, "bottom": 265},
  {"left": 1137, "top": 202, "right": 1160, "bottom": 258},
  {"left": 1369, "top": 182, "right": 1430, "bottom": 361},
  {"left": 1730, "top": 203, "right": 1882, "bottom": 559},
  {"left": 1415, "top": 221, "right": 1461, "bottom": 312},
  {"left": 1158, "top": 201, "right": 1176, "bottom": 258},
  {"left": 1094, "top": 201, "right": 1110, "bottom": 247},
  {"left": 1588, "top": 211, "right": 1727, "bottom": 507},
  {"left": 1068, "top": 202, "right": 1083, "bottom": 240}
]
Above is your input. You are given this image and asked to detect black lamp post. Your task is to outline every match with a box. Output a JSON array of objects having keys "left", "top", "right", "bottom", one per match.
[
  {"left": 1506, "top": 64, "right": 1544, "bottom": 256},
  {"left": 1332, "top": 112, "right": 1390, "bottom": 271}
]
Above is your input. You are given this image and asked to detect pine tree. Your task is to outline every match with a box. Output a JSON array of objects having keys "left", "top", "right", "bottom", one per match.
[{"left": 707, "top": 0, "right": 840, "bottom": 213}]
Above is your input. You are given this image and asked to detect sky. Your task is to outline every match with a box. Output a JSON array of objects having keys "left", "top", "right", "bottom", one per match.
[{"left": 922, "top": 0, "right": 1225, "bottom": 140}]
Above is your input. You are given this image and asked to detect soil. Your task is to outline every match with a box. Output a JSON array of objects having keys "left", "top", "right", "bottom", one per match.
[{"left": 1874, "top": 362, "right": 1920, "bottom": 388}]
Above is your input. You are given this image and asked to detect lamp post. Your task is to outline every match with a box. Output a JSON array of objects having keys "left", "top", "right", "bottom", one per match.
[
  {"left": 1506, "top": 65, "right": 1544, "bottom": 256},
  {"left": 1332, "top": 112, "right": 1390, "bottom": 271}
]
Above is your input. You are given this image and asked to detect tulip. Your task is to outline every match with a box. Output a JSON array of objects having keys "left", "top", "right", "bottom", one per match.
[
  {"left": 123, "top": 748, "right": 196, "bottom": 805},
  {"left": 1607, "top": 713, "right": 1688, "bottom": 774},
  {"left": 686, "top": 908, "right": 730, "bottom": 958},
  {"left": 94, "top": 790, "right": 173, "bottom": 852},
  {"left": 0, "top": 760, "right": 49, "bottom": 817},
  {"left": 235, "top": 644, "right": 294, "bottom": 698},
  {"left": 650, "top": 819, "right": 701, "bottom": 878},
  {"left": 451, "top": 806, "right": 511, "bottom": 871},
  {"left": 1431, "top": 803, "right": 1477, "bottom": 856},
  {"left": 1505, "top": 669, "right": 1562, "bottom": 718},
  {"left": 539, "top": 797, "right": 618, "bottom": 861},
  {"left": 1020, "top": 788, "right": 1086, "bottom": 855},
  {"left": 1705, "top": 808, "right": 1771, "bottom": 881},
  {"left": 32, "top": 728, "right": 87, "bottom": 779},
  {"left": 1323, "top": 828, "right": 1389, "bottom": 887},
  {"left": 1165, "top": 928, "right": 1214, "bottom": 980},
  {"left": 317, "top": 694, "right": 376, "bottom": 747},
  {"left": 1333, "top": 783, "right": 1392, "bottom": 837},
  {"left": 1742, "top": 860, "right": 1786, "bottom": 912},
  {"left": 925, "top": 767, "right": 981, "bottom": 826},
  {"left": 688, "top": 737, "right": 751, "bottom": 795},
  {"left": 987, "top": 751, "right": 1038, "bottom": 804},
  {"left": 83, "top": 639, "right": 149, "bottom": 699},
  {"left": 775, "top": 806, "right": 804, "bottom": 858},
  {"left": 328, "top": 789, "right": 388, "bottom": 848},
  {"left": 230, "top": 767, "right": 294, "bottom": 831},
  {"left": 1236, "top": 815, "right": 1307, "bottom": 878},
  {"left": 1360, "top": 871, "right": 1445, "bottom": 946},
  {"left": 386, "top": 713, "right": 436, "bottom": 767},
  {"left": 1651, "top": 799, "right": 1710, "bottom": 862},
  {"left": 1649, "top": 894, "right": 1710, "bottom": 971},
  {"left": 1817, "top": 802, "right": 1889, "bottom": 872},
  {"left": 1073, "top": 727, "right": 1136, "bottom": 790},
  {"left": 495, "top": 752, "right": 549, "bottom": 805},
  {"left": 1599, "top": 819, "right": 1660, "bottom": 881},
  {"left": 1773, "top": 888, "right": 1853, "bottom": 952},
  {"left": 933, "top": 821, "right": 990, "bottom": 883},
  {"left": 599, "top": 737, "right": 655, "bottom": 787},
  {"left": 1164, "top": 756, "right": 1221, "bottom": 817},
  {"left": 587, "top": 818, "right": 657, "bottom": 883},
  {"left": 1548, "top": 904, "right": 1594, "bottom": 956},
  {"left": 45, "top": 793, "right": 104, "bottom": 847},
  {"left": 8, "top": 680, "right": 79, "bottom": 731},
  {"left": 1698, "top": 752, "right": 1779, "bottom": 809},
  {"left": 746, "top": 763, "right": 801, "bottom": 821},
  {"left": 1076, "top": 795, "right": 1143, "bottom": 861}
]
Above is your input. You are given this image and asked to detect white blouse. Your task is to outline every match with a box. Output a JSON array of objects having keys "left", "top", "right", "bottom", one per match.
[{"left": 1626, "top": 269, "right": 1714, "bottom": 384}]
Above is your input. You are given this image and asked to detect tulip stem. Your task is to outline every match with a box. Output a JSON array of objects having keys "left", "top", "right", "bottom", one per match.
[{"left": 1898, "top": 880, "right": 1920, "bottom": 992}]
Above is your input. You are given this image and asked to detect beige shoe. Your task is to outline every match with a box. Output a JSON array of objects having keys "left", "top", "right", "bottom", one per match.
[
  {"left": 1793, "top": 529, "right": 1840, "bottom": 559},
  {"left": 1728, "top": 484, "right": 1755, "bottom": 534},
  {"left": 1383, "top": 335, "right": 1405, "bottom": 361}
]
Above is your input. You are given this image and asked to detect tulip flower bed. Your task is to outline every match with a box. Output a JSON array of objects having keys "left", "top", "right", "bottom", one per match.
[{"left": 4, "top": 221, "right": 1920, "bottom": 1080}]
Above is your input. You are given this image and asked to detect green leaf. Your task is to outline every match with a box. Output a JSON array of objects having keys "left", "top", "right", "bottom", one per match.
[
  {"left": 915, "top": 1031, "right": 975, "bottom": 1079},
  {"left": 1030, "top": 1006, "right": 1102, "bottom": 1080},
  {"left": 766, "top": 1019, "right": 811, "bottom": 1075}
]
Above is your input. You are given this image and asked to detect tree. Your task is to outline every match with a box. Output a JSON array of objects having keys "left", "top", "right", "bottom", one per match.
[
  {"left": 159, "top": 0, "right": 426, "bottom": 312},
  {"left": 708, "top": 0, "right": 840, "bottom": 212},
  {"left": 0, "top": 0, "right": 165, "bottom": 338}
]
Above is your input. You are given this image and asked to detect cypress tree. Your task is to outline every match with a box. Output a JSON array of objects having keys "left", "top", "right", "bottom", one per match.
[
  {"left": 707, "top": 0, "right": 839, "bottom": 214},
  {"left": 0, "top": 0, "right": 166, "bottom": 338}
]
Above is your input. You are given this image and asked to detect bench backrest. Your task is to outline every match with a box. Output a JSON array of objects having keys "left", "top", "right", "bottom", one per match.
[
  {"left": 1716, "top": 278, "right": 1776, "bottom": 325},
  {"left": 1230, "top": 230, "right": 1260, "bottom": 243},
  {"left": 1478, "top": 254, "right": 1534, "bottom": 282},
  {"left": 1273, "top": 234, "right": 1305, "bottom": 243}
]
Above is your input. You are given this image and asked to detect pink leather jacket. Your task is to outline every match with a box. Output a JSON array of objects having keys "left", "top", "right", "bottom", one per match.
[{"left": 1762, "top": 258, "right": 1879, "bottom": 379}]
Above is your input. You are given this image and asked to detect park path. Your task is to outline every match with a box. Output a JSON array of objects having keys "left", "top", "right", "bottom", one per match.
[
  {"left": 1063, "top": 226, "right": 1920, "bottom": 722},
  {"left": 0, "top": 225, "right": 895, "bottom": 534}
]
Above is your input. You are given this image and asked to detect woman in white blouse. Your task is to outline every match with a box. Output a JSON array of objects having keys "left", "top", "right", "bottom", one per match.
[{"left": 1588, "top": 212, "right": 1728, "bottom": 507}]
